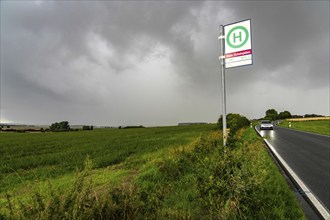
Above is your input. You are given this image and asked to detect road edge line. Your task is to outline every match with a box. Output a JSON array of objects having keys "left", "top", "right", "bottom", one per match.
[{"left": 255, "top": 126, "right": 330, "bottom": 220}]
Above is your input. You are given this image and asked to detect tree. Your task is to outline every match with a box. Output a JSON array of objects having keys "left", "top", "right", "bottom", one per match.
[
  {"left": 218, "top": 113, "right": 250, "bottom": 134},
  {"left": 50, "top": 121, "right": 70, "bottom": 132},
  {"left": 265, "top": 109, "right": 278, "bottom": 121},
  {"left": 278, "top": 111, "right": 292, "bottom": 119}
]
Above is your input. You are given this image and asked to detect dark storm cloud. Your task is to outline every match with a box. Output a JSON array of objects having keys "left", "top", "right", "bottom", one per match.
[
  {"left": 1, "top": 1, "right": 329, "bottom": 125},
  {"left": 2, "top": 1, "right": 203, "bottom": 89},
  {"left": 224, "top": 1, "right": 329, "bottom": 89},
  {"left": 1, "top": 1, "right": 207, "bottom": 124}
]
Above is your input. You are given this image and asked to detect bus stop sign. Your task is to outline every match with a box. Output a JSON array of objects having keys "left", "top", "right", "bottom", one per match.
[{"left": 224, "top": 19, "right": 252, "bottom": 68}]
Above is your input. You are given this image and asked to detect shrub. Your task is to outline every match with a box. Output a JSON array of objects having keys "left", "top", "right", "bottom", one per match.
[{"left": 218, "top": 113, "right": 250, "bottom": 135}]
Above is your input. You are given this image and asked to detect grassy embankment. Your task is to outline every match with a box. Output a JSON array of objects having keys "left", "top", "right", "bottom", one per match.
[
  {"left": 0, "top": 125, "right": 305, "bottom": 219},
  {"left": 279, "top": 118, "right": 330, "bottom": 136}
]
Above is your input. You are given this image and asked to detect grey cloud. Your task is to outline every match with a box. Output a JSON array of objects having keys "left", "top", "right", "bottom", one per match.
[
  {"left": 1, "top": 1, "right": 329, "bottom": 125},
  {"left": 226, "top": 1, "right": 329, "bottom": 87}
]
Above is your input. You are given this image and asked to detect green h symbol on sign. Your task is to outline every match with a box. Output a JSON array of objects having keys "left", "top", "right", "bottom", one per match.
[
  {"left": 226, "top": 26, "right": 249, "bottom": 49},
  {"left": 233, "top": 31, "right": 242, "bottom": 43}
]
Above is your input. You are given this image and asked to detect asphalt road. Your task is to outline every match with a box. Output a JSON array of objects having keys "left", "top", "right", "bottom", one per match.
[{"left": 257, "top": 125, "right": 330, "bottom": 213}]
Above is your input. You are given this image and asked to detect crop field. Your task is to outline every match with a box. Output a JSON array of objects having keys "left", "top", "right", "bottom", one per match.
[
  {"left": 279, "top": 119, "right": 330, "bottom": 136},
  {"left": 1, "top": 125, "right": 214, "bottom": 193},
  {"left": 287, "top": 116, "right": 330, "bottom": 122},
  {"left": 0, "top": 125, "right": 305, "bottom": 219}
]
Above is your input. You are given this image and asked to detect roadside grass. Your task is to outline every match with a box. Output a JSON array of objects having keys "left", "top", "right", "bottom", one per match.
[
  {"left": 279, "top": 120, "right": 330, "bottom": 136},
  {"left": 0, "top": 125, "right": 306, "bottom": 219}
]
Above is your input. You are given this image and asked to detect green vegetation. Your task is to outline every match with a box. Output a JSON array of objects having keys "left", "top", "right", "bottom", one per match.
[
  {"left": 278, "top": 110, "right": 292, "bottom": 119},
  {"left": 279, "top": 120, "right": 330, "bottom": 136},
  {"left": 49, "top": 121, "right": 70, "bottom": 132},
  {"left": 263, "top": 108, "right": 326, "bottom": 121},
  {"left": 1, "top": 124, "right": 305, "bottom": 219},
  {"left": 218, "top": 113, "right": 250, "bottom": 134},
  {"left": 265, "top": 109, "right": 279, "bottom": 121},
  {"left": 1, "top": 125, "right": 213, "bottom": 194},
  {"left": 82, "top": 125, "right": 94, "bottom": 130},
  {"left": 264, "top": 109, "right": 292, "bottom": 121}
]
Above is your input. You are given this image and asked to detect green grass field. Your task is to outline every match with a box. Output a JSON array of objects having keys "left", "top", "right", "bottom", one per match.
[
  {"left": 1, "top": 125, "right": 214, "bottom": 193},
  {"left": 0, "top": 125, "right": 305, "bottom": 219},
  {"left": 279, "top": 120, "right": 330, "bottom": 136}
]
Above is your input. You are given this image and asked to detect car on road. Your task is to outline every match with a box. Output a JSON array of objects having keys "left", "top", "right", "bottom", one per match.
[{"left": 260, "top": 120, "right": 273, "bottom": 130}]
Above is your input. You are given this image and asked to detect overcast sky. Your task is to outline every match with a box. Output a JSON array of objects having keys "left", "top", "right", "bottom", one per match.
[{"left": 1, "top": 1, "right": 329, "bottom": 126}]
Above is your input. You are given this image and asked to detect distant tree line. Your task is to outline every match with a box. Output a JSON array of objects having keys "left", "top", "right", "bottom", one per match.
[
  {"left": 49, "top": 121, "right": 96, "bottom": 132},
  {"left": 119, "top": 125, "right": 145, "bottom": 129},
  {"left": 82, "top": 125, "right": 94, "bottom": 130},
  {"left": 0, "top": 127, "right": 45, "bottom": 133},
  {"left": 0, "top": 125, "right": 11, "bottom": 129},
  {"left": 263, "top": 109, "right": 324, "bottom": 121},
  {"left": 303, "top": 114, "right": 324, "bottom": 118},
  {"left": 264, "top": 109, "right": 292, "bottom": 121},
  {"left": 1, "top": 121, "right": 97, "bottom": 133}
]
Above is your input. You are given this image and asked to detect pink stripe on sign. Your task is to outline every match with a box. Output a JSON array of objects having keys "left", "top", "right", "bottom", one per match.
[{"left": 225, "top": 49, "right": 252, "bottom": 58}]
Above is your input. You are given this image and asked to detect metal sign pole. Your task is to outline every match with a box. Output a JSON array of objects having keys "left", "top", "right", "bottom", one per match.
[{"left": 219, "top": 25, "right": 227, "bottom": 146}]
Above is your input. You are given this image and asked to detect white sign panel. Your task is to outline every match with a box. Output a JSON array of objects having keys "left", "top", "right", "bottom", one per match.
[{"left": 224, "top": 19, "right": 252, "bottom": 68}]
